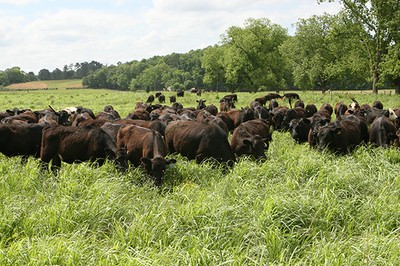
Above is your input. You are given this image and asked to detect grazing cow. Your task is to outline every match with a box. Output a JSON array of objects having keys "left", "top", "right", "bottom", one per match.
[
  {"left": 317, "top": 115, "right": 368, "bottom": 154},
  {"left": 305, "top": 104, "right": 317, "bottom": 118},
  {"left": 253, "top": 105, "right": 270, "bottom": 120},
  {"left": 369, "top": 116, "right": 397, "bottom": 147},
  {"left": 294, "top": 100, "right": 305, "bottom": 109},
  {"left": 281, "top": 107, "right": 306, "bottom": 131},
  {"left": 171, "top": 102, "right": 183, "bottom": 112},
  {"left": 334, "top": 102, "right": 348, "bottom": 119},
  {"left": 114, "top": 119, "right": 167, "bottom": 137},
  {"left": 268, "top": 99, "right": 279, "bottom": 111},
  {"left": 320, "top": 103, "right": 334, "bottom": 117},
  {"left": 230, "top": 119, "right": 272, "bottom": 159},
  {"left": 372, "top": 100, "right": 383, "bottom": 110},
  {"left": 196, "top": 99, "right": 207, "bottom": 110},
  {"left": 283, "top": 93, "right": 300, "bottom": 108},
  {"left": 271, "top": 106, "right": 288, "bottom": 131},
  {"left": 101, "top": 105, "right": 121, "bottom": 120},
  {"left": 264, "top": 93, "right": 282, "bottom": 101},
  {"left": 126, "top": 108, "right": 151, "bottom": 121},
  {"left": 115, "top": 125, "right": 175, "bottom": 186},
  {"left": 289, "top": 118, "right": 311, "bottom": 143},
  {"left": 169, "top": 95, "right": 177, "bottom": 103},
  {"left": 158, "top": 94, "right": 166, "bottom": 103},
  {"left": 37, "top": 110, "right": 59, "bottom": 126},
  {"left": 1, "top": 109, "right": 38, "bottom": 124},
  {"left": 0, "top": 124, "right": 44, "bottom": 160},
  {"left": 223, "top": 94, "right": 238, "bottom": 102},
  {"left": 165, "top": 120, "right": 236, "bottom": 166},
  {"left": 226, "top": 108, "right": 256, "bottom": 129},
  {"left": 40, "top": 125, "right": 117, "bottom": 171},
  {"left": 308, "top": 110, "right": 332, "bottom": 148},
  {"left": 176, "top": 90, "right": 184, "bottom": 97},
  {"left": 146, "top": 95, "right": 155, "bottom": 104},
  {"left": 219, "top": 97, "right": 235, "bottom": 112}
]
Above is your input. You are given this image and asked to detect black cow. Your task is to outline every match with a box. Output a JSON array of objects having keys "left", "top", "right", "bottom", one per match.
[
  {"left": 158, "top": 94, "right": 166, "bottom": 103},
  {"left": 196, "top": 99, "right": 207, "bottom": 110},
  {"left": 289, "top": 118, "right": 311, "bottom": 143},
  {"left": 305, "top": 104, "right": 317, "bottom": 118},
  {"left": 40, "top": 125, "right": 117, "bottom": 172},
  {"left": 334, "top": 102, "right": 348, "bottom": 119},
  {"left": 176, "top": 90, "right": 184, "bottom": 97},
  {"left": 281, "top": 107, "right": 306, "bottom": 131},
  {"left": 146, "top": 95, "right": 155, "bottom": 103},
  {"left": 116, "top": 125, "right": 175, "bottom": 186},
  {"left": 0, "top": 124, "right": 44, "bottom": 160},
  {"left": 369, "top": 116, "right": 397, "bottom": 147},
  {"left": 317, "top": 115, "right": 368, "bottom": 154},
  {"left": 169, "top": 95, "right": 177, "bottom": 103},
  {"left": 165, "top": 120, "right": 235, "bottom": 166}
]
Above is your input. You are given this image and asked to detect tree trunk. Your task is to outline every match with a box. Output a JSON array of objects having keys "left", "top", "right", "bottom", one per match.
[
  {"left": 395, "top": 81, "right": 400, "bottom": 95},
  {"left": 372, "top": 68, "right": 379, "bottom": 94}
]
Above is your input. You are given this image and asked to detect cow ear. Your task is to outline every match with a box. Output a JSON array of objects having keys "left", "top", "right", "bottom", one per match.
[
  {"left": 203, "top": 100, "right": 206, "bottom": 103},
  {"left": 196, "top": 100, "right": 199, "bottom": 103}
]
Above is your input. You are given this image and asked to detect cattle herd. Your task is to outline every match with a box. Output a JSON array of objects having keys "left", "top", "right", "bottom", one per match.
[{"left": 0, "top": 92, "right": 399, "bottom": 186}]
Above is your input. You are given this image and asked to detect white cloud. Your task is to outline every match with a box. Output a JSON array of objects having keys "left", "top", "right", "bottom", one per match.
[
  {"left": 0, "top": 0, "right": 38, "bottom": 5},
  {"left": 0, "top": 0, "right": 343, "bottom": 73}
]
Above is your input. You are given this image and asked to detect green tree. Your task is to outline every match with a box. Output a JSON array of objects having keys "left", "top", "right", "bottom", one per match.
[
  {"left": 137, "top": 63, "right": 170, "bottom": 91},
  {"left": 202, "top": 45, "right": 226, "bottom": 91},
  {"left": 221, "top": 18, "right": 290, "bottom": 92},
  {"left": 319, "top": 0, "right": 400, "bottom": 93},
  {"left": 52, "top": 68, "right": 64, "bottom": 80},
  {"left": 280, "top": 13, "right": 369, "bottom": 90},
  {"left": 4, "top": 67, "right": 26, "bottom": 84},
  {"left": 38, "top": 69, "right": 52, "bottom": 80}
]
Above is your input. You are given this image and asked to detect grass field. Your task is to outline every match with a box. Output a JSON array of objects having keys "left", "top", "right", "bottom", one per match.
[
  {"left": 0, "top": 88, "right": 399, "bottom": 265},
  {"left": 4, "top": 79, "right": 84, "bottom": 90}
]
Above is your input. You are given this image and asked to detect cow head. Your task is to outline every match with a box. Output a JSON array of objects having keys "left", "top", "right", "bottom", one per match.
[
  {"left": 317, "top": 124, "right": 340, "bottom": 152},
  {"left": 289, "top": 118, "right": 311, "bottom": 143},
  {"left": 141, "top": 157, "right": 177, "bottom": 186},
  {"left": 196, "top": 99, "right": 206, "bottom": 110},
  {"left": 384, "top": 108, "right": 398, "bottom": 122},
  {"left": 238, "top": 135, "right": 267, "bottom": 159}
]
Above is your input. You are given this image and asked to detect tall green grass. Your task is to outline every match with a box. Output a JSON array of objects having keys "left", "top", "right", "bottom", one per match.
[{"left": 0, "top": 90, "right": 399, "bottom": 264}]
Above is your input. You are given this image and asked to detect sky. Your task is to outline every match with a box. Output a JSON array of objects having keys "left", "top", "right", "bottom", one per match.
[{"left": 0, "top": 0, "right": 342, "bottom": 74}]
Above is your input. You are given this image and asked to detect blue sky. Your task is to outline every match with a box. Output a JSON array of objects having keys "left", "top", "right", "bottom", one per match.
[{"left": 0, "top": 0, "right": 342, "bottom": 74}]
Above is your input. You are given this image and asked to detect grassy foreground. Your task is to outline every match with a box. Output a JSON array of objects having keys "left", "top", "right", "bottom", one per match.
[{"left": 0, "top": 89, "right": 399, "bottom": 265}]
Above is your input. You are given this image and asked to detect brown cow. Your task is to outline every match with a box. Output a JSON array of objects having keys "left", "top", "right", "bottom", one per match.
[
  {"left": 40, "top": 125, "right": 117, "bottom": 172},
  {"left": 116, "top": 125, "right": 175, "bottom": 186},
  {"left": 165, "top": 120, "right": 235, "bottom": 166},
  {"left": 230, "top": 119, "right": 272, "bottom": 159},
  {"left": 317, "top": 115, "right": 368, "bottom": 154}
]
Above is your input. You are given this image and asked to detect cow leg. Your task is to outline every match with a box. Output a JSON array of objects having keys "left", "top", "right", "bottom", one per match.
[{"left": 50, "top": 155, "right": 61, "bottom": 174}]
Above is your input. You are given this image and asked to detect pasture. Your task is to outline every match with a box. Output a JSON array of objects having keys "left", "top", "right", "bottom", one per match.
[{"left": 0, "top": 88, "right": 400, "bottom": 265}]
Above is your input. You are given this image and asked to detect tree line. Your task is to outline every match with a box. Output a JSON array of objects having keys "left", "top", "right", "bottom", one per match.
[
  {"left": 0, "top": 61, "right": 104, "bottom": 87},
  {"left": 1, "top": 1, "right": 399, "bottom": 94}
]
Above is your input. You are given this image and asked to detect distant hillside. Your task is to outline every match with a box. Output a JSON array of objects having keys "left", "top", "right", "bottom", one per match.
[{"left": 5, "top": 79, "right": 83, "bottom": 90}]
